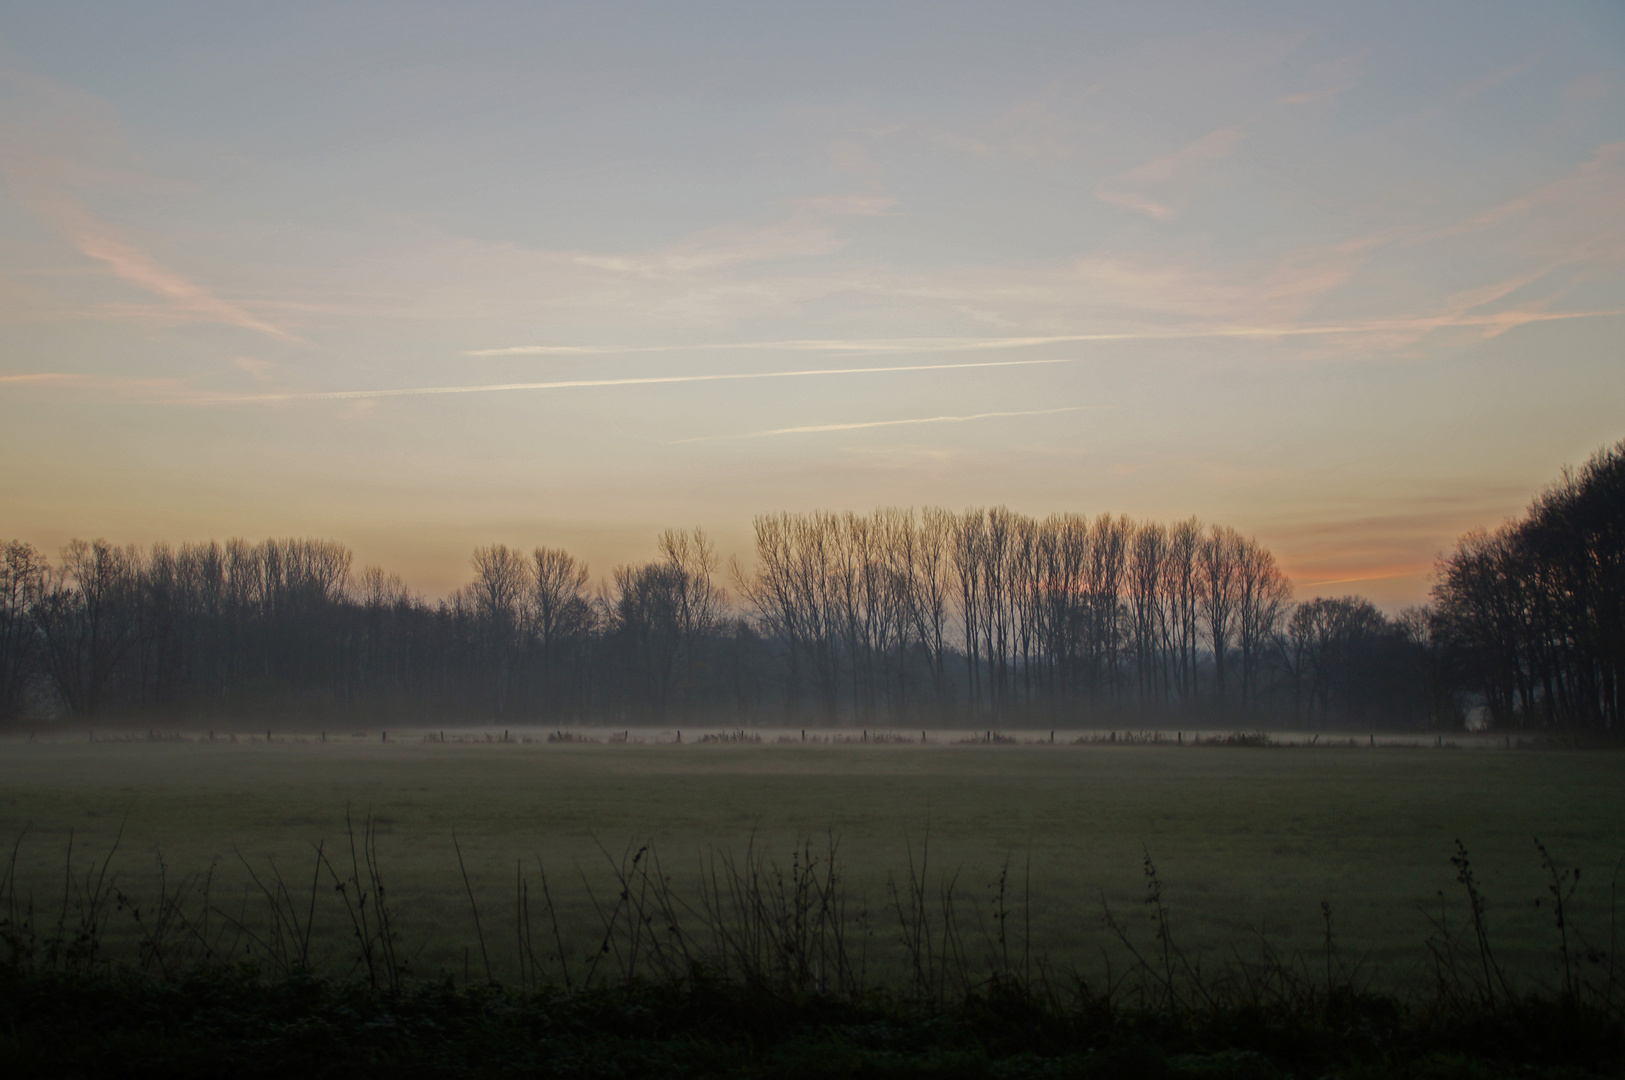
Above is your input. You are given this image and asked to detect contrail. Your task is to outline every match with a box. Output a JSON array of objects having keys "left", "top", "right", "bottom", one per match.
[
  {"left": 214, "top": 356, "right": 1085, "bottom": 403},
  {"left": 467, "top": 338, "right": 1079, "bottom": 356},
  {"left": 460, "top": 311, "right": 1618, "bottom": 359},
  {"left": 0, "top": 373, "right": 88, "bottom": 385},
  {"left": 676, "top": 405, "right": 1103, "bottom": 443}
]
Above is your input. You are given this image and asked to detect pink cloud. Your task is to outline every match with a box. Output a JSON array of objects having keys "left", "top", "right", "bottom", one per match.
[
  {"left": 1451, "top": 141, "right": 1625, "bottom": 236},
  {"left": 3, "top": 158, "right": 294, "bottom": 341},
  {"left": 1092, "top": 189, "right": 1175, "bottom": 220},
  {"left": 576, "top": 195, "right": 895, "bottom": 277},
  {"left": 1094, "top": 127, "right": 1246, "bottom": 220}
]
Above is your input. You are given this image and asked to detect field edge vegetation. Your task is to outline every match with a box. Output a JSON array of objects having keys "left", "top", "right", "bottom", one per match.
[{"left": 2, "top": 822, "right": 1622, "bottom": 1078}]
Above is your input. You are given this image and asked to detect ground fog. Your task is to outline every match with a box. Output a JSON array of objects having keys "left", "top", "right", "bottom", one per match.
[{"left": 0, "top": 731, "right": 1618, "bottom": 989}]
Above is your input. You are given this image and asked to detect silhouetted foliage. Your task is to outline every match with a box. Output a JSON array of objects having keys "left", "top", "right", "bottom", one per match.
[
  {"left": 0, "top": 541, "right": 49, "bottom": 723},
  {"left": 1279, "top": 597, "right": 1434, "bottom": 728},
  {"left": 1433, "top": 439, "right": 1624, "bottom": 731}
]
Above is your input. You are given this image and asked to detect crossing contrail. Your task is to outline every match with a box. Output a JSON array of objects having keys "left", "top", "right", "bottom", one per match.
[
  {"left": 215, "top": 356, "right": 1087, "bottom": 402},
  {"left": 676, "top": 406, "right": 1105, "bottom": 442},
  {"left": 460, "top": 311, "right": 1616, "bottom": 359}
]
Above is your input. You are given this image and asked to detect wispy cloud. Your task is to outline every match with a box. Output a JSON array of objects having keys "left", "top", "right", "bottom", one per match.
[
  {"left": 1278, "top": 49, "right": 1367, "bottom": 106},
  {"left": 920, "top": 88, "right": 1093, "bottom": 163},
  {"left": 1095, "top": 127, "right": 1247, "bottom": 220},
  {"left": 1277, "top": 85, "right": 1351, "bottom": 106},
  {"left": 0, "top": 372, "right": 91, "bottom": 386},
  {"left": 676, "top": 406, "right": 1100, "bottom": 443},
  {"left": 465, "top": 333, "right": 1212, "bottom": 357},
  {"left": 1406, "top": 52, "right": 1546, "bottom": 128},
  {"left": 201, "top": 356, "right": 1086, "bottom": 404},
  {"left": 1408, "top": 141, "right": 1625, "bottom": 329},
  {"left": 1294, "top": 564, "right": 1436, "bottom": 590},
  {"left": 0, "top": 370, "right": 226, "bottom": 402},
  {"left": 12, "top": 311, "right": 1611, "bottom": 409},
  {"left": 0, "top": 65, "right": 293, "bottom": 341},
  {"left": 1564, "top": 73, "right": 1613, "bottom": 103},
  {"left": 1446, "top": 140, "right": 1625, "bottom": 237},
  {"left": 3, "top": 162, "right": 295, "bottom": 341},
  {"left": 1447, "top": 52, "right": 1546, "bottom": 108},
  {"left": 464, "top": 310, "right": 1617, "bottom": 360},
  {"left": 1261, "top": 491, "right": 1535, "bottom": 603},
  {"left": 157, "top": 151, "right": 1612, "bottom": 362},
  {"left": 576, "top": 195, "right": 894, "bottom": 277}
]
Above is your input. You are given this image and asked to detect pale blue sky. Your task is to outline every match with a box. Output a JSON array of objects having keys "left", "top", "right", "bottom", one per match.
[{"left": 2, "top": 1, "right": 1622, "bottom": 605}]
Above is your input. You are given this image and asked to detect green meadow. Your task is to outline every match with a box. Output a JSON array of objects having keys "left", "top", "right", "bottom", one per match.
[{"left": 1, "top": 733, "right": 1619, "bottom": 988}]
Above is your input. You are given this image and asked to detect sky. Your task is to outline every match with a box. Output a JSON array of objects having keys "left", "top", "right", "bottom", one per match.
[{"left": 1, "top": 1, "right": 1621, "bottom": 608}]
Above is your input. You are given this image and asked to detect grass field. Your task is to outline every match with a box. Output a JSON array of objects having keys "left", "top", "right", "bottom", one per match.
[{"left": 1, "top": 730, "right": 1620, "bottom": 990}]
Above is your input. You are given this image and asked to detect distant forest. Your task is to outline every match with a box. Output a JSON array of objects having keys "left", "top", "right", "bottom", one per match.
[{"left": 1, "top": 442, "right": 1619, "bottom": 732}]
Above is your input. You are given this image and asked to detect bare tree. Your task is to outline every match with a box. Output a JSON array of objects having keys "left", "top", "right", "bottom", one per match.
[
  {"left": 470, "top": 545, "right": 528, "bottom": 624},
  {"left": 35, "top": 539, "right": 142, "bottom": 717},
  {"left": 832, "top": 513, "right": 877, "bottom": 718},
  {"left": 951, "top": 510, "right": 987, "bottom": 710},
  {"left": 906, "top": 508, "right": 953, "bottom": 704},
  {"left": 1040, "top": 514, "right": 1086, "bottom": 701},
  {"left": 780, "top": 513, "right": 845, "bottom": 717},
  {"left": 736, "top": 513, "right": 806, "bottom": 714},
  {"left": 1128, "top": 522, "right": 1168, "bottom": 704},
  {"left": 1433, "top": 441, "right": 1625, "bottom": 731},
  {"left": 6, "top": 503, "right": 1464, "bottom": 729},
  {"left": 1285, "top": 596, "right": 1398, "bottom": 725},
  {"left": 1234, "top": 538, "right": 1292, "bottom": 708},
  {"left": 467, "top": 544, "right": 529, "bottom": 715},
  {"left": 359, "top": 565, "right": 411, "bottom": 608},
  {"left": 658, "top": 527, "right": 724, "bottom": 652},
  {"left": 1199, "top": 526, "right": 1244, "bottom": 705},
  {"left": 1162, "top": 518, "right": 1203, "bottom": 702},
  {"left": 0, "top": 541, "right": 49, "bottom": 722},
  {"left": 871, "top": 508, "right": 920, "bottom": 716},
  {"left": 1086, "top": 514, "right": 1130, "bottom": 700},
  {"left": 981, "top": 507, "right": 1015, "bottom": 714},
  {"left": 529, "top": 546, "right": 593, "bottom": 717}
]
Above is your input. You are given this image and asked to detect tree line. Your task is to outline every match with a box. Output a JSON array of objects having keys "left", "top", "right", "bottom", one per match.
[
  {"left": 1, "top": 442, "right": 1618, "bottom": 732},
  {"left": 1431, "top": 440, "right": 1623, "bottom": 730}
]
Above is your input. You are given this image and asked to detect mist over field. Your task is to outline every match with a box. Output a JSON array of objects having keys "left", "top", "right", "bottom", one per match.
[{"left": 1, "top": 734, "right": 1621, "bottom": 983}]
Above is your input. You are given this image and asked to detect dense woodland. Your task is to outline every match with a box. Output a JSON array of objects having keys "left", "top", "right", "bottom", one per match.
[{"left": 1, "top": 442, "right": 1619, "bottom": 732}]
